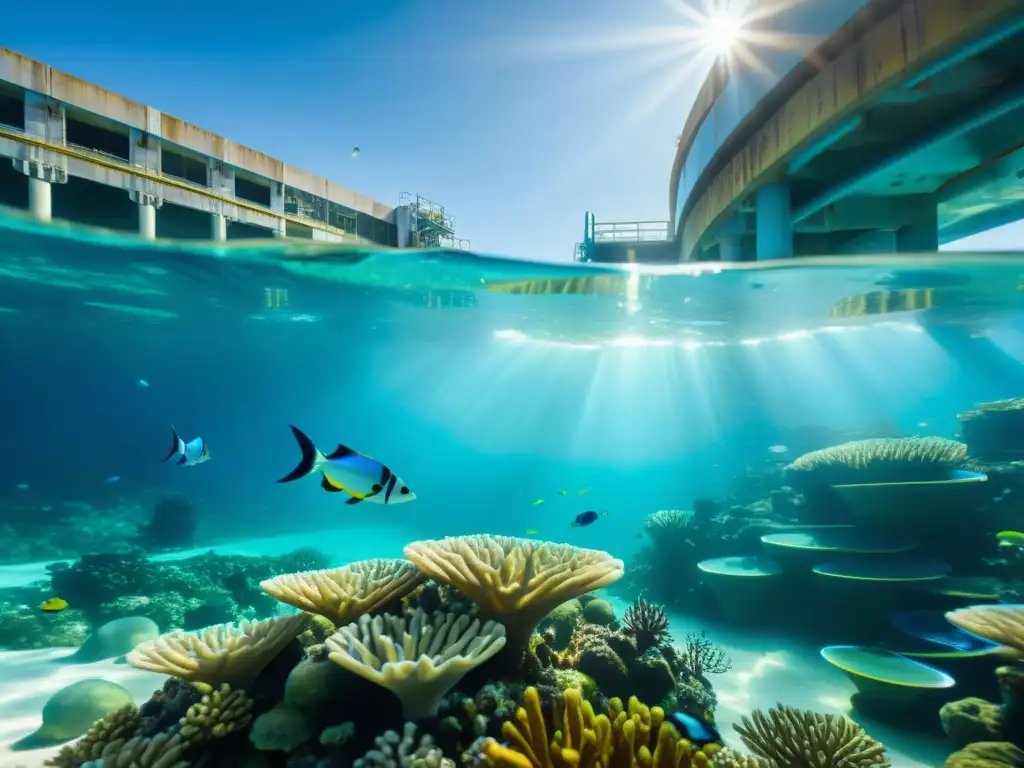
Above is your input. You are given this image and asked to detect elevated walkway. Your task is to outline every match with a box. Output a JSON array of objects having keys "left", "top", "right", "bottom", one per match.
[
  {"left": 574, "top": 212, "right": 675, "bottom": 264},
  {"left": 670, "top": 0, "right": 1024, "bottom": 262}
]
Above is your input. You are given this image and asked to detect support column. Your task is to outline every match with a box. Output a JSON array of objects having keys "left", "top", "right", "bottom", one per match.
[
  {"left": 718, "top": 236, "right": 742, "bottom": 262},
  {"left": 27, "top": 176, "right": 52, "bottom": 221},
  {"left": 130, "top": 192, "right": 161, "bottom": 240},
  {"left": 896, "top": 206, "right": 939, "bottom": 252},
  {"left": 269, "top": 180, "right": 287, "bottom": 237},
  {"left": 211, "top": 213, "right": 227, "bottom": 241},
  {"left": 755, "top": 182, "right": 793, "bottom": 260}
]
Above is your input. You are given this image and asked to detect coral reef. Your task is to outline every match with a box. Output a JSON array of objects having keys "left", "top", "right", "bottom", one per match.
[
  {"left": 940, "top": 698, "right": 1003, "bottom": 748},
  {"left": 958, "top": 398, "right": 1024, "bottom": 462},
  {"left": 944, "top": 741, "right": 1024, "bottom": 767},
  {"left": 784, "top": 437, "right": 969, "bottom": 487},
  {"left": 734, "top": 704, "right": 891, "bottom": 767},
  {"left": 45, "top": 704, "right": 139, "bottom": 767},
  {"left": 621, "top": 600, "right": 670, "bottom": 654},
  {"left": 679, "top": 632, "right": 732, "bottom": 678}
]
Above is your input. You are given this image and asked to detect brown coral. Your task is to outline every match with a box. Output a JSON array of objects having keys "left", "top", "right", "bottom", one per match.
[
  {"left": 785, "top": 437, "right": 968, "bottom": 486},
  {"left": 178, "top": 683, "right": 253, "bottom": 743},
  {"left": 734, "top": 704, "right": 890, "bottom": 768},
  {"left": 681, "top": 631, "right": 732, "bottom": 677},
  {"left": 44, "top": 704, "right": 140, "bottom": 768},
  {"left": 622, "top": 599, "right": 670, "bottom": 654},
  {"left": 75, "top": 732, "right": 189, "bottom": 768}
]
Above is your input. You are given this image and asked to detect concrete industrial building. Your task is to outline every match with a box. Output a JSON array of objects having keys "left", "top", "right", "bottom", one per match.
[
  {"left": 579, "top": 0, "right": 1024, "bottom": 263},
  {"left": 0, "top": 47, "right": 464, "bottom": 248}
]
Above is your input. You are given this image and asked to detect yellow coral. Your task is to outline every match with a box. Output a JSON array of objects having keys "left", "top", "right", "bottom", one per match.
[
  {"left": 44, "top": 704, "right": 140, "bottom": 768},
  {"left": 483, "top": 686, "right": 720, "bottom": 768},
  {"left": 179, "top": 683, "right": 253, "bottom": 743}
]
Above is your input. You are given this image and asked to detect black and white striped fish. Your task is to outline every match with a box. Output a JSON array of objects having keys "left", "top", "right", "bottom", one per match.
[
  {"left": 276, "top": 425, "right": 416, "bottom": 506},
  {"left": 161, "top": 426, "right": 210, "bottom": 467}
]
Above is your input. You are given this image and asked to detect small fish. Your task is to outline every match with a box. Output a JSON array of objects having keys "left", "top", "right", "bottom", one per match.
[
  {"left": 136, "top": 379, "right": 150, "bottom": 388},
  {"left": 40, "top": 597, "right": 68, "bottom": 613},
  {"left": 532, "top": 499, "right": 545, "bottom": 506},
  {"left": 667, "top": 712, "right": 721, "bottom": 746},
  {"left": 525, "top": 529, "right": 540, "bottom": 536},
  {"left": 161, "top": 427, "right": 211, "bottom": 468},
  {"left": 768, "top": 445, "right": 788, "bottom": 454},
  {"left": 997, "top": 531, "right": 1024, "bottom": 547},
  {"left": 578, "top": 488, "right": 591, "bottom": 496},
  {"left": 572, "top": 510, "right": 608, "bottom": 527},
  {"left": 917, "top": 421, "right": 930, "bottom": 428},
  {"left": 558, "top": 489, "right": 568, "bottom": 496},
  {"left": 104, "top": 476, "right": 121, "bottom": 485},
  {"left": 14, "top": 482, "right": 29, "bottom": 490},
  {"left": 278, "top": 425, "right": 415, "bottom": 506},
  {"left": 351, "top": 147, "right": 361, "bottom": 158}
]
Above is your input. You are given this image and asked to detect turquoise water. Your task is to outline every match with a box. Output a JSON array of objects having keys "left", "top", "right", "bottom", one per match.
[{"left": 1, "top": 208, "right": 1024, "bottom": 767}]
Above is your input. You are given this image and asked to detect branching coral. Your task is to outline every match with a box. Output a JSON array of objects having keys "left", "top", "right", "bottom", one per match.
[
  {"left": 178, "top": 683, "right": 253, "bottom": 743},
  {"left": 78, "top": 732, "right": 190, "bottom": 768},
  {"left": 622, "top": 600, "right": 670, "bottom": 654},
  {"left": 354, "top": 721, "right": 453, "bottom": 768},
  {"left": 260, "top": 558, "right": 426, "bottom": 625},
  {"left": 45, "top": 704, "right": 140, "bottom": 768},
  {"left": 325, "top": 608, "right": 507, "bottom": 719},
  {"left": 784, "top": 437, "right": 968, "bottom": 486},
  {"left": 403, "top": 535, "right": 623, "bottom": 659},
  {"left": 483, "top": 686, "right": 722, "bottom": 768},
  {"left": 643, "top": 511, "right": 696, "bottom": 546},
  {"left": 681, "top": 632, "right": 732, "bottom": 677},
  {"left": 734, "top": 704, "right": 890, "bottom": 768},
  {"left": 946, "top": 605, "right": 1024, "bottom": 657},
  {"left": 127, "top": 613, "right": 311, "bottom": 687}
]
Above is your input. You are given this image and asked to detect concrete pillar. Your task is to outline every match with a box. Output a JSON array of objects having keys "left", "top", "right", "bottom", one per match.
[
  {"left": 27, "top": 176, "right": 52, "bottom": 222},
  {"left": 131, "top": 192, "right": 160, "bottom": 240},
  {"left": 718, "top": 236, "right": 742, "bottom": 262},
  {"left": 755, "top": 182, "right": 793, "bottom": 260},
  {"left": 896, "top": 206, "right": 939, "bottom": 252},
  {"left": 211, "top": 213, "right": 227, "bottom": 241}
]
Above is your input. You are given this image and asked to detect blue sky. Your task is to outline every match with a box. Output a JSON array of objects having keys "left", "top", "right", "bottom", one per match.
[{"left": 3, "top": 0, "right": 1021, "bottom": 259}]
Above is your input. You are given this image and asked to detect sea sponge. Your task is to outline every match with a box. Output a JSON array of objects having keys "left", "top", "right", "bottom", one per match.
[
  {"left": 44, "top": 703, "right": 139, "bottom": 767},
  {"left": 126, "top": 613, "right": 311, "bottom": 686},
  {"left": 12, "top": 679, "right": 136, "bottom": 750},
  {"left": 250, "top": 704, "right": 313, "bottom": 752},
  {"left": 284, "top": 655, "right": 353, "bottom": 720},
  {"left": 178, "top": 682, "right": 253, "bottom": 743},
  {"left": 734, "top": 703, "right": 890, "bottom": 767},
  {"left": 940, "top": 697, "right": 1003, "bottom": 748},
  {"left": 784, "top": 437, "right": 968, "bottom": 486},
  {"left": 944, "top": 741, "right": 1024, "bottom": 767},
  {"left": 260, "top": 559, "right": 425, "bottom": 625},
  {"left": 483, "top": 686, "right": 721, "bottom": 768},
  {"left": 325, "top": 608, "right": 507, "bottom": 719},
  {"left": 404, "top": 535, "right": 623, "bottom": 657},
  {"left": 946, "top": 605, "right": 1024, "bottom": 657},
  {"left": 78, "top": 732, "right": 190, "bottom": 768},
  {"left": 69, "top": 616, "right": 161, "bottom": 663},
  {"left": 539, "top": 599, "right": 583, "bottom": 649},
  {"left": 582, "top": 600, "right": 617, "bottom": 627}
]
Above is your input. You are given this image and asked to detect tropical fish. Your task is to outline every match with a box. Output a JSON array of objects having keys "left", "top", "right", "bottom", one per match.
[
  {"left": 525, "top": 529, "right": 540, "bottom": 536},
  {"left": 667, "top": 712, "right": 721, "bottom": 746},
  {"left": 558, "top": 490, "right": 568, "bottom": 496},
  {"left": 40, "top": 597, "right": 68, "bottom": 613},
  {"left": 997, "top": 531, "right": 1024, "bottom": 547},
  {"left": 572, "top": 511, "right": 608, "bottom": 527},
  {"left": 768, "top": 445, "right": 788, "bottom": 453},
  {"left": 278, "top": 425, "right": 415, "bottom": 506},
  {"left": 136, "top": 379, "right": 150, "bottom": 388},
  {"left": 162, "top": 427, "right": 211, "bottom": 467},
  {"left": 532, "top": 499, "right": 545, "bottom": 506},
  {"left": 351, "top": 147, "right": 361, "bottom": 158}
]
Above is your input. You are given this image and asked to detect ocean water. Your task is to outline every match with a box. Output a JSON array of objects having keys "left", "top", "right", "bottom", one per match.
[{"left": 1, "top": 206, "right": 1023, "bottom": 767}]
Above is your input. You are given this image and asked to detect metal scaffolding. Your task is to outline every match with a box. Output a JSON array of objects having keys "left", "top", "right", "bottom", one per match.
[{"left": 400, "top": 192, "right": 470, "bottom": 249}]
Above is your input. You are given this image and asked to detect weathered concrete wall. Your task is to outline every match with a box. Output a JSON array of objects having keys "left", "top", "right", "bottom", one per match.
[{"left": 0, "top": 46, "right": 393, "bottom": 221}]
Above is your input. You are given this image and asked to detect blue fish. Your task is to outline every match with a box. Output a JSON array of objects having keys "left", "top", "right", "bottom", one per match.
[
  {"left": 572, "top": 510, "right": 608, "bottom": 527},
  {"left": 136, "top": 379, "right": 150, "bottom": 388},
  {"left": 161, "top": 427, "right": 210, "bottom": 468},
  {"left": 277, "top": 425, "right": 415, "bottom": 507},
  {"left": 668, "top": 712, "right": 721, "bottom": 746}
]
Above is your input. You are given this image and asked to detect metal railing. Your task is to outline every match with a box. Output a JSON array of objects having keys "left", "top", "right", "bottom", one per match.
[{"left": 593, "top": 220, "right": 670, "bottom": 243}]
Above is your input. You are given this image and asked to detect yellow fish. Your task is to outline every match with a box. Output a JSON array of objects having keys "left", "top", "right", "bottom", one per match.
[
  {"left": 40, "top": 597, "right": 68, "bottom": 613},
  {"left": 532, "top": 499, "right": 545, "bottom": 506},
  {"left": 997, "top": 531, "right": 1024, "bottom": 546},
  {"left": 525, "top": 529, "right": 540, "bottom": 536}
]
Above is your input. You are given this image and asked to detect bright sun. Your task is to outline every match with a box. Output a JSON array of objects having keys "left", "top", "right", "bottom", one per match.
[{"left": 703, "top": 11, "right": 744, "bottom": 56}]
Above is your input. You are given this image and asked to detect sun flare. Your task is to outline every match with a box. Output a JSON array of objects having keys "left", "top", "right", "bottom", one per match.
[{"left": 703, "top": 11, "right": 745, "bottom": 56}]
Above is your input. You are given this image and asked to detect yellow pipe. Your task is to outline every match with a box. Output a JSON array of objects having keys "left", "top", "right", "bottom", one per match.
[{"left": 0, "top": 126, "right": 355, "bottom": 238}]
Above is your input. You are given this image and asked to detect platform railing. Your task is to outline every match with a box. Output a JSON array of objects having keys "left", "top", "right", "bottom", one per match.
[{"left": 593, "top": 220, "right": 670, "bottom": 243}]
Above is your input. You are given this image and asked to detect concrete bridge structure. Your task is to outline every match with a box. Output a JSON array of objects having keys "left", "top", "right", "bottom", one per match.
[
  {"left": 670, "top": 0, "right": 1024, "bottom": 262},
  {"left": 0, "top": 48, "right": 463, "bottom": 248}
]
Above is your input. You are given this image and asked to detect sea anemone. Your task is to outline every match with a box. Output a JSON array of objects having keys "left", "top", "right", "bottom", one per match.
[{"left": 622, "top": 599, "right": 670, "bottom": 653}]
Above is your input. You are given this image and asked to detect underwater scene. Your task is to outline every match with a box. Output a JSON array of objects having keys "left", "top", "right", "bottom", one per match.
[{"left": 2, "top": 209, "right": 1024, "bottom": 768}]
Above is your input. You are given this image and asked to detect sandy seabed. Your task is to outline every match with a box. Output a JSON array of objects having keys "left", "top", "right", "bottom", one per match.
[{"left": 0, "top": 530, "right": 951, "bottom": 767}]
